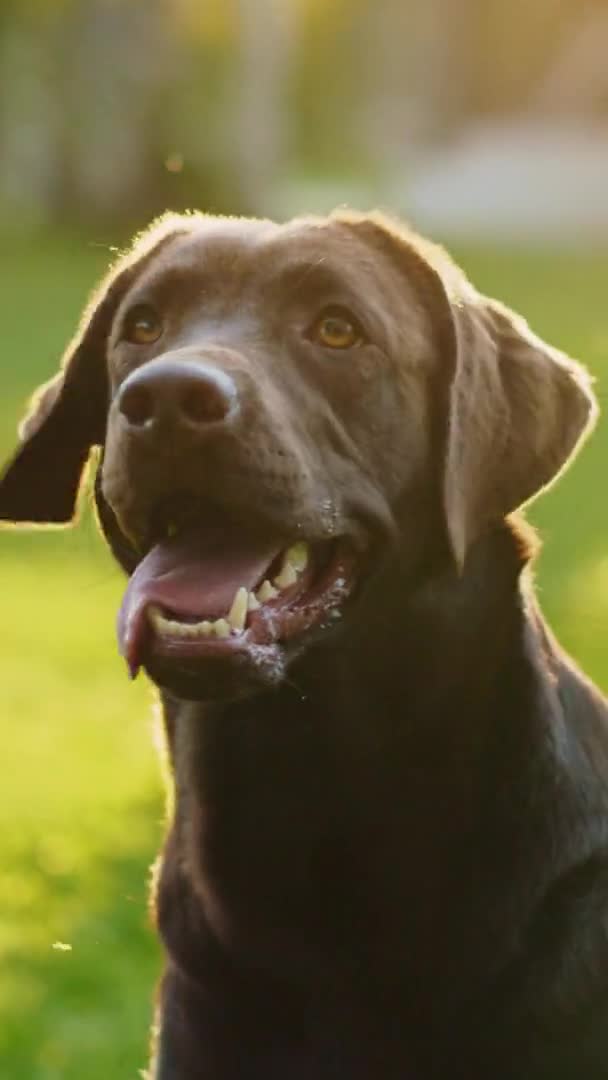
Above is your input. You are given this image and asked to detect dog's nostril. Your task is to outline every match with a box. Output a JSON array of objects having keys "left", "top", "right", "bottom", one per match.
[
  {"left": 120, "top": 383, "right": 155, "bottom": 427},
  {"left": 117, "top": 359, "right": 237, "bottom": 433},
  {"left": 179, "top": 383, "right": 230, "bottom": 424}
]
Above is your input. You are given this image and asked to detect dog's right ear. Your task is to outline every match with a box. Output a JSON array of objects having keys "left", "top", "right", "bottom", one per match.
[
  {"left": 0, "top": 222, "right": 183, "bottom": 526},
  {"left": 0, "top": 276, "right": 123, "bottom": 525}
]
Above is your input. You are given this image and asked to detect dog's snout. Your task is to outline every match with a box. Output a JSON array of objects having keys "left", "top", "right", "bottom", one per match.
[{"left": 118, "top": 358, "right": 238, "bottom": 433}]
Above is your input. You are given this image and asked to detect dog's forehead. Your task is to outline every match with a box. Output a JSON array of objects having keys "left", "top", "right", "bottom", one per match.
[{"left": 129, "top": 214, "right": 396, "bottom": 298}]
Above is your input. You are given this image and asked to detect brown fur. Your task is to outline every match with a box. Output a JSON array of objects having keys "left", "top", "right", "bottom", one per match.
[{"left": 1, "top": 211, "right": 606, "bottom": 1080}]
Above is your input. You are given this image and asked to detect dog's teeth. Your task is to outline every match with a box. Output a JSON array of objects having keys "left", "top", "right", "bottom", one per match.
[
  {"left": 257, "top": 579, "right": 278, "bottom": 602},
  {"left": 166, "top": 522, "right": 179, "bottom": 539},
  {"left": 211, "top": 618, "right": 231, "bottom": 638},
  {"left": 285, "top": 542, "right": 309, "bottom": 572},
  {"left": 227, "top": 586, "right": 248, "bottom": 632},
  {"left": 273, "top": 541, "right": 309, "bottom": 589},
  {"left": 149, "top": 607, "right": 216, "bottom": 639},
  {"left": 247, "top": 592, "right": 260, "bottom": 612},
  {"left": 148, "top": 605, "right": 163, "bottom": 629},
  {"left": 274, "top": 561, "right": 298, "bottom": 589}
]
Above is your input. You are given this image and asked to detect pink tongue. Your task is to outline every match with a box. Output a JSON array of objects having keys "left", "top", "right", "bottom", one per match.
[{"left": 117, "top": 525, "right": 281, "bottom": 673}]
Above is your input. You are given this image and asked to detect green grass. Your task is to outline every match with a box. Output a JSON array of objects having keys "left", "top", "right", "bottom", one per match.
[
  {"left": 1, "top": 237, "right": 164, "bottom": 1079},
  {"left": 0, "top": 234, "right": 607, "bottom": 1078}
]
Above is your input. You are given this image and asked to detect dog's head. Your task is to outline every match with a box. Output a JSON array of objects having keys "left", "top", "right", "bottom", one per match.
[{"left": 0, "top": 211, "right": 596, "bottom": 700}]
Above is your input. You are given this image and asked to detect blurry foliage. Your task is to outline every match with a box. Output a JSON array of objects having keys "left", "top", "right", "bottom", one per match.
[{"left": 1, "top": 0, "right": 607, "bottom": 228}]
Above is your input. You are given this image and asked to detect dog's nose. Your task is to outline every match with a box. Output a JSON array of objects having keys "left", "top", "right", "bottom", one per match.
[{"left": 118, "top": 359, "right": 238, "bottom": 432}]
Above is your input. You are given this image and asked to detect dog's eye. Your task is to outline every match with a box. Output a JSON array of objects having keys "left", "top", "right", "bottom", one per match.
[
  {"left": 311, "top": 308, "right": 363, "bottom": 350},
  {"left": 122, "top": 304, "right": 163, "bottom": 345}
]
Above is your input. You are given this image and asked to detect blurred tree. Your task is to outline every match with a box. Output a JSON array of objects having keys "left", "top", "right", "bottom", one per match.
[
  {"left": 232, "top": 0, "right": 297, "bottom": 212},
  {"left": 0, "top": 0, "right": 606, "bottom": 230}
]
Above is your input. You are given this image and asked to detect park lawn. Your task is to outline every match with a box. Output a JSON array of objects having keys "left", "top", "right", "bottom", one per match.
[
  {"left": 0, "top": 236, "right": 165, "bottom": 1080},
  {"left": 0, "top": 233, "right": 607, "bottom": 1079}
]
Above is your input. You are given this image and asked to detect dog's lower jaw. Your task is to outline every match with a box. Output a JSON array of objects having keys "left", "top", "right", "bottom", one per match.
[{"left": 143, "top": 642, "right": 287, "bottom": 702}]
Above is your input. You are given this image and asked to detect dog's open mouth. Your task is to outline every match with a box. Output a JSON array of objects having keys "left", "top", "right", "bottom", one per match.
[{"left": 117, "top": 516, "right": 358, "bottom": 680}]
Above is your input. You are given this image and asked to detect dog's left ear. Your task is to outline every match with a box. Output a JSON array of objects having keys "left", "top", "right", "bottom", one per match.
[
  {"left": 444, "top": 290, "right": 597, "bottom": 568},
  {"left": 0, "top": 222, "right": 182, "bottom": 525},
  {"left": 332, "top": 211, "right": 597, "bottom": 568}
]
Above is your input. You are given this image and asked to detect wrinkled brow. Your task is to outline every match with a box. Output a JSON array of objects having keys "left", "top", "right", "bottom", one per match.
[
  {"left": 269, "top": 259, "right": 370, "bottom": 305},
  {"left": 124, "top": 253, "right": 371, "bottom": 311},
  {"left": 123, "top": 263, "right": 210, "bottom": 309}
]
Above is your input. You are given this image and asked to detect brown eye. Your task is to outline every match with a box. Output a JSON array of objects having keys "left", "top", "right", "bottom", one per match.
[
  {"left": 122, "top": 304, "right": 162, "bottom": 345},
  {"left": 312, "top": 308, "right": 363, "bottom": 350}
]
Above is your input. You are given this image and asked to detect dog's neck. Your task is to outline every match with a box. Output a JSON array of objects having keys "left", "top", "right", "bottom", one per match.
[{"left": 157, "top": 519, "right": 566, "bottom": 992}]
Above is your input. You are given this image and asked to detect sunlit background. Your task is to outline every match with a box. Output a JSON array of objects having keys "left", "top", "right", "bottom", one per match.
[{"left": 1, "top": 2, "right": 607, "bottom": 1077}]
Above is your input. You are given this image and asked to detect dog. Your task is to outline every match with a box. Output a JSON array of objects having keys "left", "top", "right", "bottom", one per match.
[{"left": 1, "top": 210, "right": 607, "bottom": 1079}]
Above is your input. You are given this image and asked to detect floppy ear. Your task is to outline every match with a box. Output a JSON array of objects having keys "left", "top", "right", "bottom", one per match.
[
  {"left": 444, "top": 290, "right": 597, "bottom": 568},
  {"left": 0, "top": 221, "right": 183, "bottom": 525},
  {"left": 0, "top": 285, "right": 117, "bottom": 525},
  {"left": 331, "top": 210, "right": 597, "bottom": 568}
]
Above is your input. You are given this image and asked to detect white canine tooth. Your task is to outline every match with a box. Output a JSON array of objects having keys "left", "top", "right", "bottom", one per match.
[
  {"left": 227, "top": 586, "right": 248, "bottom": 631},
  {"left": 247, "top": 592, "right": 260, "bottom": 612},
  {"left": 257, "top": 579, "right": 278, "bottom": 603},
  {"left": 148, "top": 605, "right": 163, "bottom": 629},
  {"left": 211, "top": 618, "right": 230, "bottom": 639},
  {"left": 274, "top": 561, "right": 298, "bottom": 589},
  {"left": 285, "top": 542, "right": 309, "bottom": 572},
  {"left": 198, "top": 620, "right": 212, "bottom": 636}
]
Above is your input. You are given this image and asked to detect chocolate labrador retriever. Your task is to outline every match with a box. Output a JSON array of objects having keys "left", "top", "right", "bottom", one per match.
[{"left": 1, "top": 210, "right": 608, "bottom": 1079}]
